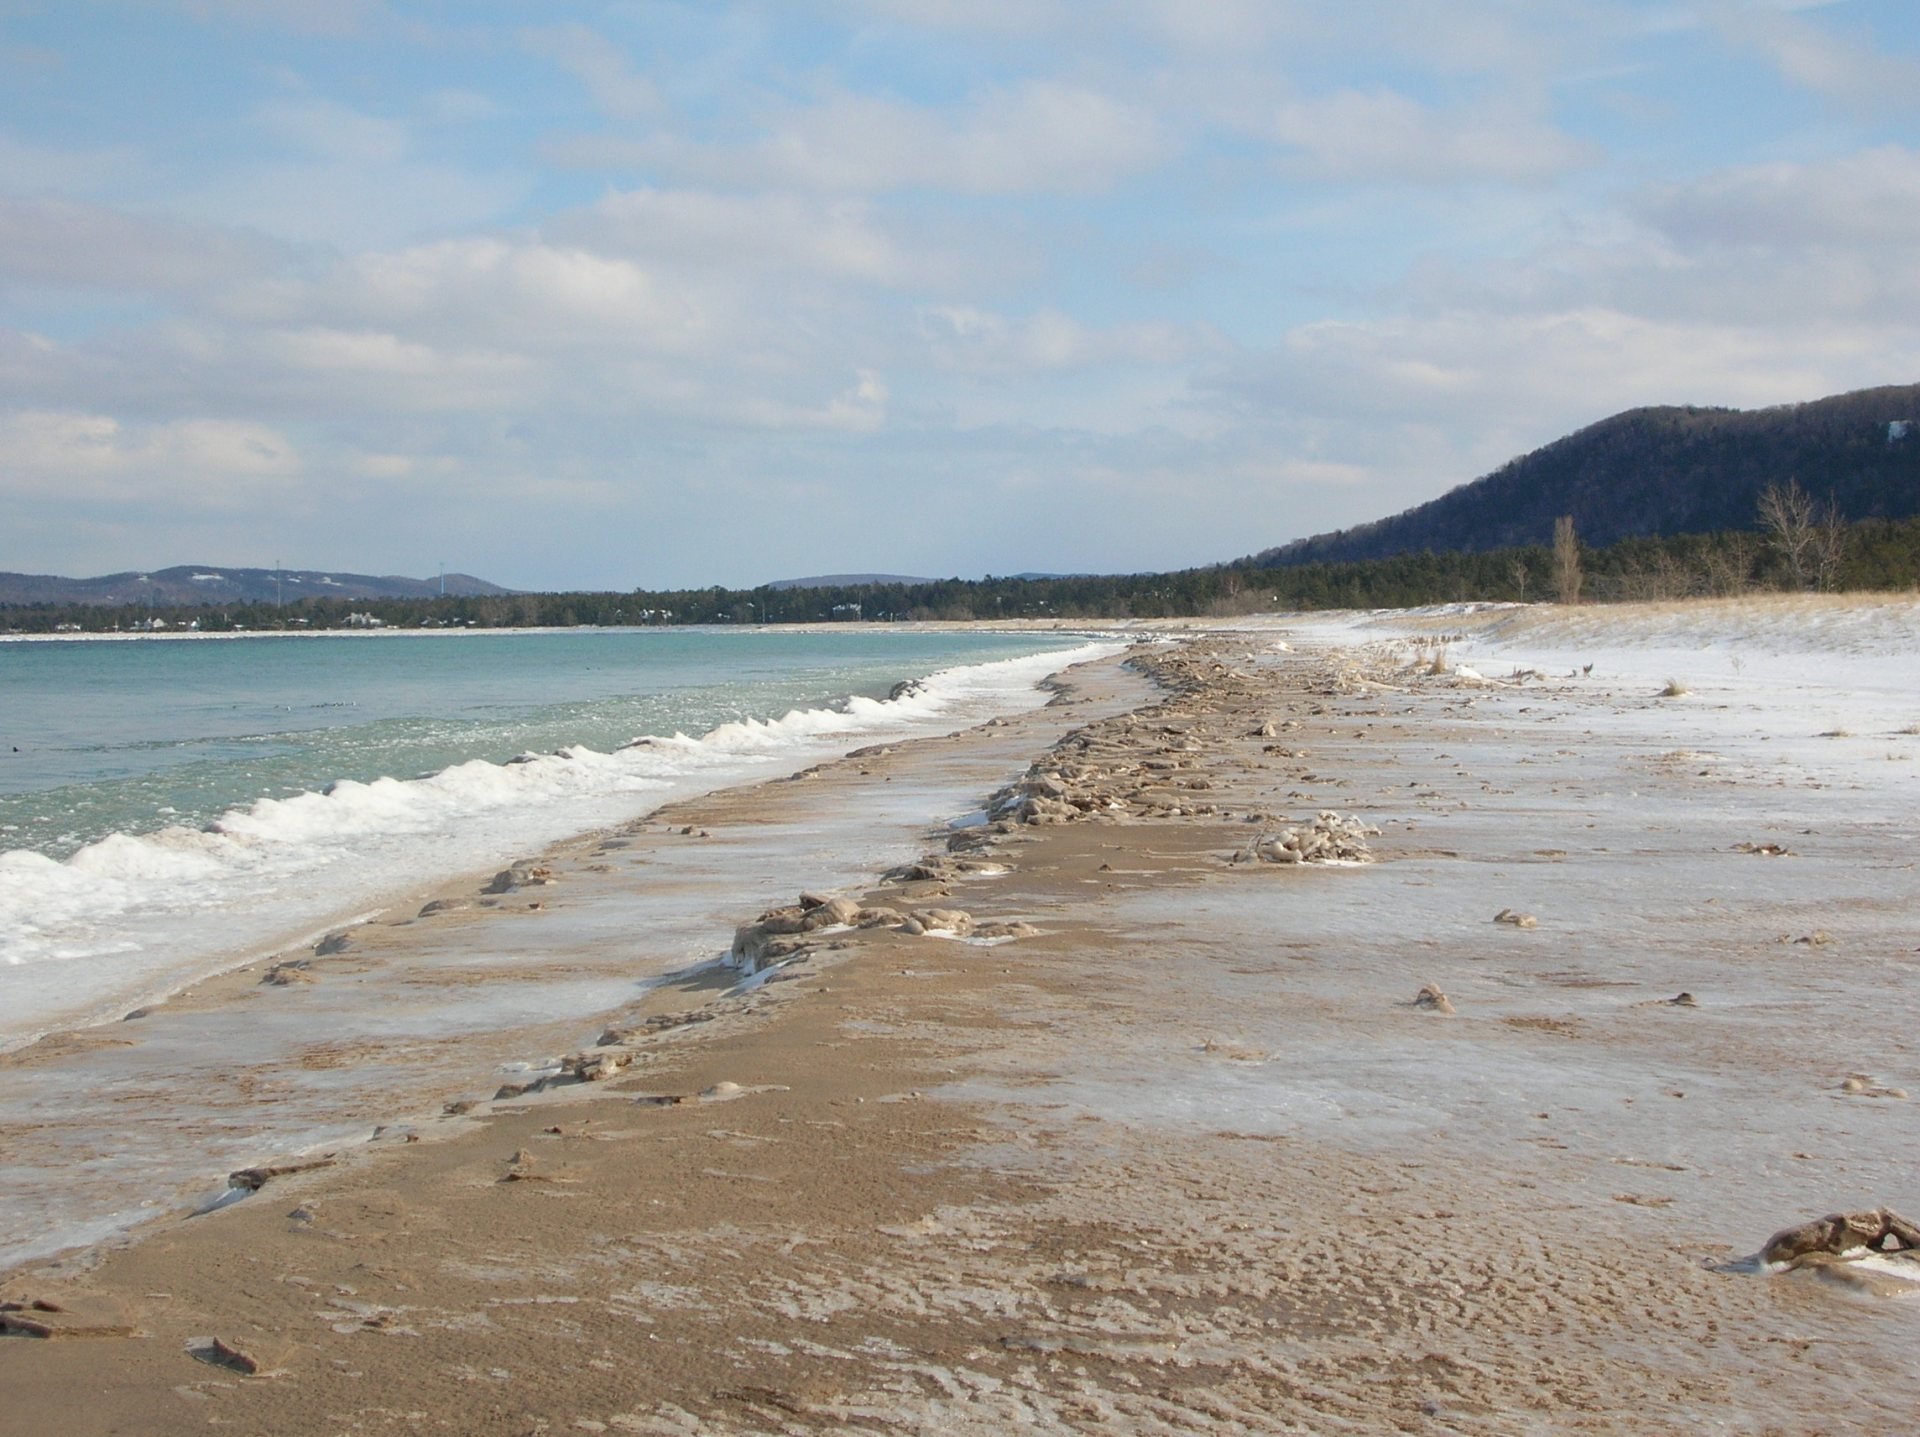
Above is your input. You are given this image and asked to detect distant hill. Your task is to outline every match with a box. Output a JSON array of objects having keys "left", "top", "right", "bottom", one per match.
[
  {"left": 1255, "top": 383, "right": 1920, "bottom": 568},
  {"left": 0, "top": 565, "right": 512, "bottom": 607},
  {"left": 763, "top": 573, "right": 935, "bottom": 590}
]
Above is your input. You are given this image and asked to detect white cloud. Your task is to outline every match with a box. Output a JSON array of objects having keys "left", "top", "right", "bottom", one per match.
[
  {"left": 523, "top": 23, "right": 663, "bottom": 120},
  {"left": 1259, "top": 307, "right": 1857, "bottom": 423},
  {"left": 1269, "top": 88, "right": 1597, "bottom": 184},
  {"left": 170, "top": 0, "right": 384, "bottom": 35},
  {"left": 330, "top": 240, "right": 690, "bottom": 335},
  {"left": 0, "top": 196, "right": 288, "bottom": 297},
  {"left": 187, "top": 157, "right": 528, "bottom": 249},
  {"left": 556, "top": 187, "right": 986, "bottom": 290},
  {"left": 0, "top": 133, "right": 146, "bottom": 198},
  {"left": 257, "top": 99, "right": 411, "bottom": 165},
  {"left": 0, "top": 410, "right": 300, "bottom": 505},
  {"left": 919, "top": 305, "right": 1212, "bottom": 372},
  {"left": 1710, "top": 3, "right": 1920, "bottom": 115},
  {"left": 591, "top": 360, "right": 892, "bottom": 433},
  {"left": 834, "top": 0, "right": 1313, "bottom": 54},
  {"left": 1639, "top": 144, "right": 1920, "bottom": 249},
  {"left": 564, "top": 81, "right": 1170, "bottom": 195}
]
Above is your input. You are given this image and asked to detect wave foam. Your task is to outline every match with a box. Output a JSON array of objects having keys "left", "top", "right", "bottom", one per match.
[{"left": 0, "top": 639, "right": 1118, "bottom": 1044}]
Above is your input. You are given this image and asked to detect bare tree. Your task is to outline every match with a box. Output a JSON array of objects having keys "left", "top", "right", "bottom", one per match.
[
  {"left": 1507, "top": 555, "right": 1530, "bottom": 602},
  {"left": 1811, "top": 503, "right": 1854, "bottom": 592},
  {"left": 1702, "top": 531, "right": 1757, "bottom": 597},
  {"left": 1552, "top": 515, "right": 1582, "bottom": 605},
  {"left": 1757, "top": 480, "right": 1819, "bottom": 590}
]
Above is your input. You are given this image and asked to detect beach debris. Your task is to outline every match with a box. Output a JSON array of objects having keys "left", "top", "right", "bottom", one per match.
[
  {"left": 972, "top": 920, "right": 1041, "bottom": 941},
  {"left": 484, "top": 861, "right": 554, "bottom": 895},
  {"left": 634, "top": 1081, "right": 784, "bottom": 1109},
  {"left": 1840, "top": 1073, "right": 1908, "bottom": 1099},
  {"left": 560, "top": 1049, "right": 627, "bottom": 1083},
  {"left": 904, "top": 907, "right": 974, "bottom": 938},
  {"left": 729, "top": 892, "right": 866, "bottom": 972},
  {"left": 1658, "top": 678, "right": 1690, "bottom": 698},
  {"left": 313, "top": 930, "right": 352, "bottom": 956},
  {"left": 1493, "top": 908, "right": 1539, "bottom": 928},
  {"left": 1668, "top": 991, "right": 1698, "bottom": 1007},
  {"left": 1, "top": 1295, "right": 141, "bottom": 1341},
  {"left": 1241, "top": 811, "right": 1378, "bottom": 865},
  {"left": 887, "top": 852, "right": 1001, "bottom": 883},
  {"left": 1413, "top": 984, "right": 1455, "bottom": 1014},
  {"left": 261, "top": 958, "right": 314, "bottom": 986},
  {"left": 1734, "top": 841, "right": 1794, "bottom": 857},
  {"left": 187, "top": 1336, "right": 278, "bottom": 1375},
  {"left": 1200, "top": 1039, "right": 1269, "bottom": 1061},
  {"left": 1759, "top": 1209, "right": 1920, "bottom": 1268},
  {"left": 1794, "top": 930, "right": 1833, "bottom": 946},
  {"left": 500, "top": 1150, "right": 546, "bottom": 1183},
  {"left": 417, "top": 897, "right": 469, "bottom": 917},
  {"left": 228, "top": 1156, "right": 336, "bottom": 1193},
  {"left": 597, "top": 1008, "right": 719, "bottom": 1046}
]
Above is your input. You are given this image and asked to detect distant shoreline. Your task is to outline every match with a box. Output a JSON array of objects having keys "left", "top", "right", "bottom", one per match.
[{"left": 0, "top": 617, "right": 1121, "bottom": 644}]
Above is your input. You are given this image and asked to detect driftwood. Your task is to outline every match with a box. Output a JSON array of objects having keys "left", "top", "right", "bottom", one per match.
[{"left": 1760, "top": 1209, "right": 1920, "bottom": 1267}]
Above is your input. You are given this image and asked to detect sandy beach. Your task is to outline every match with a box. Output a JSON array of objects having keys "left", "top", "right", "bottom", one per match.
[{"left": 5, "top": 602, "right": 1920, "bottom": 1435}]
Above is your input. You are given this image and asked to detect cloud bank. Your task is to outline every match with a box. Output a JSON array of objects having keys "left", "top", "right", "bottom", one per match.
[{"left": 0, "top": 0, "right": 1916, "bottom": 586}]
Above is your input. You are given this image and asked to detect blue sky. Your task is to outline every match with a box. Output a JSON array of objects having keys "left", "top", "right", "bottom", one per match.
[{"left": 3, "top": 0, "right": 1918, "bottom": 590}]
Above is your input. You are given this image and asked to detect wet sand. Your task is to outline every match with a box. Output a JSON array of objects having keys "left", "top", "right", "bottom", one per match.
[{"left": 4, "top": 624, "right": 1918, "bottom": 1435}]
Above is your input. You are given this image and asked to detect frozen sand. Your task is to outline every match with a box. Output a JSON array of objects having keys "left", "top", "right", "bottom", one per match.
[{"left": 3, "top": 599, "right": 1918, "bottom": 1435}]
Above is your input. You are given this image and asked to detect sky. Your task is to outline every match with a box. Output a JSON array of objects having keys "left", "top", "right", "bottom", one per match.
[{"left": 2, "top": 1, "right": 1918, "bottom": 592}]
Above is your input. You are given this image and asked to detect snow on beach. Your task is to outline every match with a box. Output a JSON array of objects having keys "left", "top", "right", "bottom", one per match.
[
  {"left": 1427, "top": 590, "right": 1920, "bottom": 656},
  {"left": 6, "top": 602, "right": 1920, "bottom": 1431},
  {"left": 1359, "top": 594, "right": 1920, "bottom": 796},
  {"left": 968, "top": 596, "right": 1920, "bottom": 1255}
]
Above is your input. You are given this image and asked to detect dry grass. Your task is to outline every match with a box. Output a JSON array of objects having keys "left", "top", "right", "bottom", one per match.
[{"left": 1658, "top": 678, "right": 1690, "bottom": 697}]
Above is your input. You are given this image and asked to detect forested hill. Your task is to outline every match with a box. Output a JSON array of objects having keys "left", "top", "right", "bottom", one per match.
[
  {"left": 0, "top": 565, "right": 510, "bottom": 607},
  {"left": 1254, "top": 383, "right": 1920, "bottom": 568}
]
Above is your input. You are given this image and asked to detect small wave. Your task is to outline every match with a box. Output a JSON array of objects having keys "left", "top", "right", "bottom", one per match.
[{"left": 0, "top": 639, "right": 1117, "bottom": 1044}]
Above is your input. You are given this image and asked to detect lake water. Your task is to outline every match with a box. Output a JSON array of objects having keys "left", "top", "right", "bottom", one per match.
[{"left": 0, "top": 626, "right": 1110, "bottom": 1047}]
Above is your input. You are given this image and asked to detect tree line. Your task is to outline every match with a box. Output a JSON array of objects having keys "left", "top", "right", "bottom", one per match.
[{"left": 5, "top": 505, "right": 1918, "bottom": 635}]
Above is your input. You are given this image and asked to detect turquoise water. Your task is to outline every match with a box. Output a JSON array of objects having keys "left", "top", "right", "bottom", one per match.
[
  {"left": 0, "top": 625, "right": 1115, "bottom": 1047},
  {"left": 0, "top": 627, "right": 1084, "bottom": 859}
]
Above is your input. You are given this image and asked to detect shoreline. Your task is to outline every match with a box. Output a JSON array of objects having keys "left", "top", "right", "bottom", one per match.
[
  {"left": 1, "top": 630, "right": 1120, "bottom": 1054},
  {"left": 5, "top": 612, "right": 1920, "bottom": 1433},
  {"left": 0, "top": 642, "right": 1154, "bottom": 1277},
  {"left": 0, "top": 618, "right": 1118, "bottom": 644}
]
